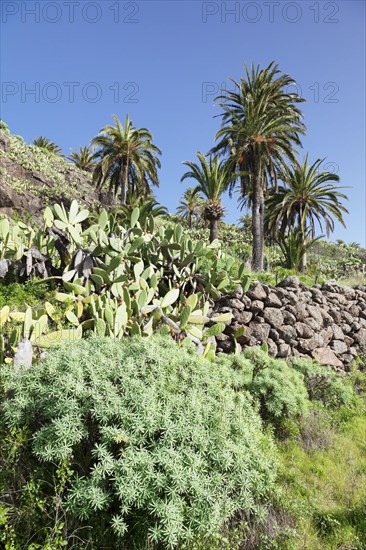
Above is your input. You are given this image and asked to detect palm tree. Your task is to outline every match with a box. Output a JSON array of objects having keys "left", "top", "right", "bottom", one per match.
[
  {"left": 33, "top": 136, "right": 62, "bottom": 155},
  {"left": 176, "top": 187, "right": 204, "bottom": 228},
  {"left": 277, "top": 226, "right": 322, "bottom": 271},
  {"left": 212, "top": 62, "right": 305, "bottom": 271},
  {"left": 181, "top": 152, "right": 236, "bottom": 242},
  {"left": 69, "top": 146, "right": 95, "bottom": 172},
  {"left": 239, "top": 213, "right": 252, "bottom": 232},
  {"left": 92, "top": 115, "right": 161, "bottom": 204},
  {"left": 266, "top": 155, "right": 349, "bottom": 269}
]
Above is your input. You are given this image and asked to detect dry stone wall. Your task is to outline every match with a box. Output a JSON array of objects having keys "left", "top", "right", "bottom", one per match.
[{"left": 213, "top": 277, "right": 366, "bottom": 369}]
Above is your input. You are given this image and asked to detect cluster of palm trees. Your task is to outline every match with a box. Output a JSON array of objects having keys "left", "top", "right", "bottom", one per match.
[
  {"left": 32, "top": 61, "right": 348, "bottom": 272},
  {"left": 178, "top": 63, "right": 348, "bottom": 271}
]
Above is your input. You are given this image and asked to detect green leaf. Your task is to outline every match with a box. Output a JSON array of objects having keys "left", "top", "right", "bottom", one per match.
[
  {"left": 108, "top": 255, "right": 123, "bottom": 273},
  {"left": 187, "top": 326, "right": 203, "bottom": 340},
  {"left": 53, "top": 203, "right": 68, "bottom": 223},
  {"left": 73, "top": 209, "right": 89, "bottom": 224},
  {"left": 55, "top": 292, "right": 74, "bottom": 303},
  {"left": 30, "top": 314, "right": 48, "bottom": 342},
  {"left": 98, "top": 209, "right": 109, "bottom": 230},
  {"left": 204, "top": 323, "right": 225, "bottom": 337},
  {"left": 242, "top": 275, "right": 252, "bottom": 293},
  {"left": 180, "top": 253, "right": 195, "bottom": 269},
  {"left": 104, "top": 306, "right": 114, "bottom": 327},
  {"left": 0, "top": 306, "right": 10, "bottom": 326},
  {"left": 0, "top": 218, "right": 10, "bottom": 239},
  {"left": 234, "top": 326, "right": 245, "bottom": 338},
  {"left": 217, "top": 278, "right": 230, "bottom": 290},
  {"left": 37, "top": 326, "right": 82, "bottom": 349},
  {"left": 68, "top": 224, "right": 82, "bottom": 245},
  {"left": 24, "top": 307, "right": 33, "bottom": 338},
  {"left": 188, "top": 315, "right": 209, "bottom": 325},
  {"left": 95, "top": 318, "right": 106, "bottom": 337},
  {"left": 93, "top": 267, "right": 111, "bottom": 284},
  {"left": 68, "top": 200, "right": 79, "bottom": 224},
  {"left": 130, "top": 322, "right": 141, "bottom": 337},
  {"left": 137, "top": 290, "right": 148, "bottom": 310},
  {"left": 53, "top": 219, "right": 67, "bottom": 231},
  {"left": 115, "top": 304, "right": 128, "bottom": 336},
  {"left": 130, "top": 207, "right": 140, "bottom": 228},
  {"left": 180, "top": 305, "right": 191, "bottom": 330},
  {"left": 134, "top": 260, "right": 144, "bottom": 280},
  {"left": 128, "top": 237, "right": 144, "bottom": 254},
  {"left": 150, "top": 273, "right": 158, "bottom": 289},
  {"left": 142, "top": 317, "right": 153, "bottom": 336},
  {"left": 161, "top": 288, "right": 179, "bottom": 309},
  {"left": 175, "top": 224, "right": 183, "bottom": 241},
  {"left": 43, "top": 206, "right": 54, "bottom": 228},
  {"left": 9, "top": 311, "right": 25, "bottom": 322},
  {"left": 186, "top": 294, "right": 198, "bottom": 310},
  {"left": 65, "top": 311, "right": 79, "bottom": 326},
  {"left": 210, "top": 312, "right": 233, "bottom": 323},
  {"left": 63, "top": 281, "right": 88, "bottom": 296},
  {"left": 62, "top": 269, "right": 77, "bottom": 282}
]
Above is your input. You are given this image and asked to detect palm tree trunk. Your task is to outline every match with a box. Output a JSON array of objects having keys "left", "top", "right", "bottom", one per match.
[
  {"left": 252, "top": 182, "right": 265, "bottom": 271},
  {"left": 300, "top": 251, "right": 307, "bottom": 272},
  {"left": 209, "top": 218, "right": 218, "bottom": 243},
  {"left": 120, "top": 163, "right": 128, "bottom": 204},
  {"left": 299, "top": 213, "right": 307, "bottom": 272}
]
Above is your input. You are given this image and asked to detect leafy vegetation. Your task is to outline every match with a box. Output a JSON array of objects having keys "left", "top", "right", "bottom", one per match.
[
  {"left": 1, "top": 335, "right": 277, "bottom": 548},
  {"left": 3, "top": 132, "right": 92, "bottom": 202},
  {"left": 1, "top": 200, "right": 250, "bottom": 363},
  {"left": 1, "top": 336, "right": 365, "bottom": 549},
  {"left": 0, "top": 58, "right": 365, "bottom": 549}
]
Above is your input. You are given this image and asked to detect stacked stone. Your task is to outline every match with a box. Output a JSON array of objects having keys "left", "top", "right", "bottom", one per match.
[{"left": 213, "top": 276, "right": 366, "bottom": 369}]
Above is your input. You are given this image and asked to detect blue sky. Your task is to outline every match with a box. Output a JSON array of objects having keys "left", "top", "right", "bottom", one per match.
[{"left": 1, "top": 0, "right": 365, "bottom": 245}]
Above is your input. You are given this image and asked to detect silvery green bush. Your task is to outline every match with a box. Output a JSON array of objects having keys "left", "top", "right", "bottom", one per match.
[
  {"left": 219, "top": 348, "right": 310, "bottom": 426},
  {"left": 2, "top": 335, "right": 277, "bottom": 548}
]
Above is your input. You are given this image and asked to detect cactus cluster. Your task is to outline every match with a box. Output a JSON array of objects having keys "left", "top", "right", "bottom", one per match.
[{"left": 0, "top": 200, "right": 251, "bottom": 363}]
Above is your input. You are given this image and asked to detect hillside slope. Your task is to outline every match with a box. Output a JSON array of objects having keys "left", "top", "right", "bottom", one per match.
[{"left": 0, "top": 129, "right": 111, "bottom": 219}]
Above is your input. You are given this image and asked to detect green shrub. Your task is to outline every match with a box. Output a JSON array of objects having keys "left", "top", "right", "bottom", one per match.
[
  {"left": 236, "top": 348, "right": 309, "bottom": 425},
  {"left": 0, "top": 280, "right": 53, "bottom": 309},
  {"left": 1, "top": 335, "right": 277, "bottom": 548},
  {"left": 291, "top": 358, "right": 355, "bottom": 409}
]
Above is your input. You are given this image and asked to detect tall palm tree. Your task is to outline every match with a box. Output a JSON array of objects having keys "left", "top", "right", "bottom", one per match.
[
  {"left": 212, "top": 62, "right": 305, "bottom": 271},
  {"left": 33, "top": 136, "right": 62, "bottom": 155},
  {"left": 181, "top": 152, "right": 236, "bottom": 242},
  {"left": 265, "top": 155, "right": 349, "bottom": 269},
  {"left": 92, "top": 115, "right": 161, "bottom": 204},
  {"left": 69, "top": 146, "right": 95, "bottom": 172},
  {"left": 176, "top": 187, "right": 204, "bottom": 228}
]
